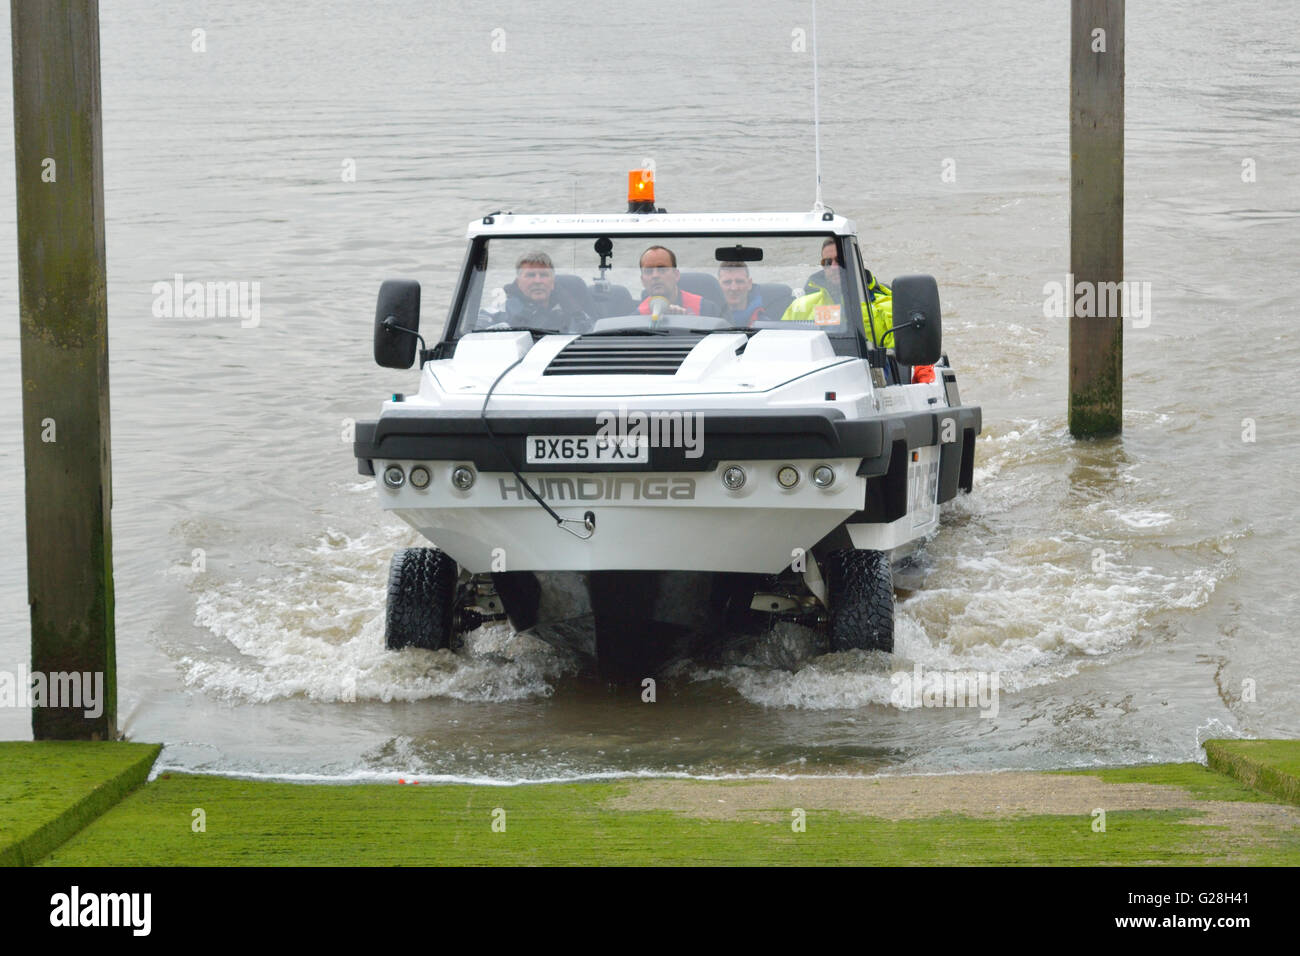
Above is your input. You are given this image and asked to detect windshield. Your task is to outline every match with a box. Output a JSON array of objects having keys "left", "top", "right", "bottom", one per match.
[{"left": 450, "top": 234, "right": 862, "bottom": 339}]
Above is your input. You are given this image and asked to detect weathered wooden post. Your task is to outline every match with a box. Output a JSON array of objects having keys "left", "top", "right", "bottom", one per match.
[
  {"left": 11, "top": 0, "right": 116, "bottom": 739},
  {"left": 1069, "top": 0, "right": 1125, "bottom": 437}
]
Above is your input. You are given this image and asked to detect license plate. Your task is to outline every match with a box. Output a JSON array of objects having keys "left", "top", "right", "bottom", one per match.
[{"left": 525, "top": 435, "right": 648, "bottom": 464}]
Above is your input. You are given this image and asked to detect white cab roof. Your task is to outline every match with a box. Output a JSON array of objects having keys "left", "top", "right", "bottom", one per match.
[{"left": 467, "top": 209, "right": 858, "bottom": 238}]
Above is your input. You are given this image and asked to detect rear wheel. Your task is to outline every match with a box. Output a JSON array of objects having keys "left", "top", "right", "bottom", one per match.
[
  {"left": 385, "top": 547, "right": 457, "bottom": 651},
  {"left": 824, "top": 549, "right": 894, "bottom": 653}
]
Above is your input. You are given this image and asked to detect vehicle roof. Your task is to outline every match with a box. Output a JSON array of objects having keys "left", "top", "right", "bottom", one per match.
[{"left": 466, "top": 209, "right": 858, "bottom": 238}]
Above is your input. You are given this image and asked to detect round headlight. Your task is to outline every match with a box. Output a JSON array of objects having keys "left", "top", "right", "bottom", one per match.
[
  {"left": 451, "top": 466, "right": 476, "bottom": 490},
  {"left": 812, "top": 465, "right": 835, "bottom": 488},
  {"left": 721, "top": 466, "right": 746, "bottom": 490},
  {"left": 777, "top": 465, "right": 800, "bottom": 489},
  {"left": 409, "top": 465, "right": 431, "bottom": 489},
  {"left": 383, "top": 465, "right": 405, "bottom": 489}
]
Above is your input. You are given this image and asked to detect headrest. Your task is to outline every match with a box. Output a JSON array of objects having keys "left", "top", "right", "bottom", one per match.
[
  {"left": 677, "top": 272, "right": 727, "bottom": 311},
  {"left": 553, "top": 273, "right": 596, "bottom": 313},
  {"left": 755, "top": 282, "right": 794, "bottom": 318}
]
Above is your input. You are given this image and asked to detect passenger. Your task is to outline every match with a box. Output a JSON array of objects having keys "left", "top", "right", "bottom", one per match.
[
  {"left": 717, "top": 261, "right": 765, "bottom": 325},
  {"left": 637, "top": 246, "right": 723, "bottom": 318},
  {"left": 488, "top": 252, "right": 591, "bottom": 332},
  {"left": 782, "top": 239, "right": 933, "bottom": 383}
]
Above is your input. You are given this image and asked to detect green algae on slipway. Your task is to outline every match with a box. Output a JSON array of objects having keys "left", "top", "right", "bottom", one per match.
[
  {"left": 38, "top": 764, "right": 1300, "bottom": 867},
  {"left": 1203, "top": 739, "right": 1300, "bottom": 807},
  {"left": 0, "top": 742, "right": 162, "bottom": 867}
]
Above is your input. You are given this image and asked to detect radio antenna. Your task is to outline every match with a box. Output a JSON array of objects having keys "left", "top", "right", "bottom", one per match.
[{"left": 811, "top": 0, "right": 824, "bottom": 210}]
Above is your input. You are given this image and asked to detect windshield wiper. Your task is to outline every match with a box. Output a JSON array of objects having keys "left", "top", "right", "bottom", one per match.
[
  {"left": 474, "top": 326, "right": 566, "bottom": 336},
  {"left": 583, "top": 326, "right": 751, "bottom": 337},
  {"left": 581, "top": 327, "right": 673, "bottom": 336}
]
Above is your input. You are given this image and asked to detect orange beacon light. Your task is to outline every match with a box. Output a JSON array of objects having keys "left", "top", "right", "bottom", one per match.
[{"left": 628, "top": 169, "right": 656, "bottom": 212}]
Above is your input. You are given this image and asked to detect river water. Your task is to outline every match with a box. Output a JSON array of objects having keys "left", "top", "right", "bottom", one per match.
[{"left": 1, "top": 0, "right": 1297, "bottom": 781}]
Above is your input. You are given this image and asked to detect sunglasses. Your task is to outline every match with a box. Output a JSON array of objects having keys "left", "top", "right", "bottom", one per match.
[{"left": 821, "top": 257, "right": 840, "bottom": 268}]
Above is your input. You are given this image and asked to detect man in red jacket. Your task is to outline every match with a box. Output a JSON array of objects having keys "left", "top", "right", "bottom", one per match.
[{"left": 637, "top": 245, "right": 722, "bottom": 318}]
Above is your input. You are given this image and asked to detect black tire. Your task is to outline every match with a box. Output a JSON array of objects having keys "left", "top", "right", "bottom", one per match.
[
  {"left": 384, "top": 547, "right": 458, "bottom": 651},
  {"left": 824, "top": 549, "right": 894, "bottom": 652}
]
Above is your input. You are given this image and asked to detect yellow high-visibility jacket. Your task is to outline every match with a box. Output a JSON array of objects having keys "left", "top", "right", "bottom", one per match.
[{"left": 781, "top": 274, "right": 894, "bottom": 345}]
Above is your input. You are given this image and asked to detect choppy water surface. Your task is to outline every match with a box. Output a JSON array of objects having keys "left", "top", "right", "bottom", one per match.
[{"left": 1, "top": 0, "right": 1297, "bottom": 780}]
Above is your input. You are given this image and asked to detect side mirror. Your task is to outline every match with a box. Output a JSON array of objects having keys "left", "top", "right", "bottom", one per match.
[
  {"left": 888, "top": 274, "right": 942, "bottom": 367},
  {"left": 373, "top": 279, "right": 421, "bottom": 369}
]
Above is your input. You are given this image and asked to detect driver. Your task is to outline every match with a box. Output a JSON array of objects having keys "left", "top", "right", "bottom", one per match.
[
  {"left": 782, "top": 238, "right": 878, "bottom": 328},
  {"left": 485, "top": 252, "right": 591, "bottom": 332},
  {"left": 783, "top": 239, "right": 934, "bottom": 383},
  {"left": 637, "top": 246, "right": 722, "bottom": 317}
]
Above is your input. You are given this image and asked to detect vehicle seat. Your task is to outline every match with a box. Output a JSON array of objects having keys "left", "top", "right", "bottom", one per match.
[
  {"left": 554, "top": 274, "right": 598, "bottom": 318},
  {"left": 755, "top": 282, "right": 793, "bottom": 320},
  {"left": 677, "top": 272, "right": 728, "bottom": 316},
  {"left": 588, "top": 282, "right": 636, "bottom": 318},
  {"left": 804, "top": 268, "right": 830, "bottom": 295}
]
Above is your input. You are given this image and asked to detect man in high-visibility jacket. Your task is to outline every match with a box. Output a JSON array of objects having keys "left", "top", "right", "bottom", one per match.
[{"left": 781, "top": 239, "right": 933, "bottom": 384}]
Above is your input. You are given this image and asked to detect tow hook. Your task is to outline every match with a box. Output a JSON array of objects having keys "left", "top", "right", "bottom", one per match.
[{"left": 558, "top": 510, "right": 596, "bottom": 539}]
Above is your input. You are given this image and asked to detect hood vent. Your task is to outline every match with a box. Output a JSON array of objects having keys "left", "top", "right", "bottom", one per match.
[{"left": 543, "top": 335, "right": 700, "bottom": 376}]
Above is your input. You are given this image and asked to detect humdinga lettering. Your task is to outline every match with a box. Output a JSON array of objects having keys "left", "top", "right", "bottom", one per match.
[{"left": 498, "top": 476, "right": 695, "bottom": 501}]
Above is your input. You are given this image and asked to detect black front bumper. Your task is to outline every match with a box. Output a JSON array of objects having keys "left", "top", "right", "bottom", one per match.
[{"left": 353, "top": 405, "right": 982, "bottom": 478}]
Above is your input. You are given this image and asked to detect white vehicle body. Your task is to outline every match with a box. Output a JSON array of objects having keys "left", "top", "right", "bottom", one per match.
[
  {"left": 354, "top": 205, "right": 980, "bottom": 667},
  {"left": 374, "top": 328, "right": 950, "bottom": 571}
]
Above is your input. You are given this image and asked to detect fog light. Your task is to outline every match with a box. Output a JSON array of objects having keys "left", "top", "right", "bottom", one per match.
[
  {"left": 383, "top": 465, "right": 405, "bottom": 489},
  {"left": 777, "top": 465, "right": 800, "bottom": 489},
  {"left": 721, "top": 466, "right": 746, "bottom": 490},
  {"left": 812, "top": 465, "right": 835, "bottom": 488},
  {"left": 451, "top": 466, "right": 475, "bottom": 490},
  {"left": 409, "top": 465, "right": 431, "bottom": 489}
]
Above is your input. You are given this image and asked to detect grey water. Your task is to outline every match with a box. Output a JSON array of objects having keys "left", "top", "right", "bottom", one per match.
[{"left": 1, "top": 0, "right": 1297, "bottom": 781}]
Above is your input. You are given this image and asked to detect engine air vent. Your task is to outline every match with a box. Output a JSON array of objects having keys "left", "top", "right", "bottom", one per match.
[{"left": 542, "top": 335, "right": 699, "bottom": 376}]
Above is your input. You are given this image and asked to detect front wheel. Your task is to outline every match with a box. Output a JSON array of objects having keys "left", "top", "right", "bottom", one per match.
[
  {"left": 824, "top": 549, "right": 894, "bottom": 653},
  {"left": 384, "top": 547, "right": 458, "bottom": 651}
]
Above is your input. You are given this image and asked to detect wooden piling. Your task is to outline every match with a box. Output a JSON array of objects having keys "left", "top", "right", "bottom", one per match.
[
  {"left": 1069, "top": 0, "right": 1125, "bottom": 437},
  {"left": 11, "top": 0, "right": 116, "bottom": 739}
]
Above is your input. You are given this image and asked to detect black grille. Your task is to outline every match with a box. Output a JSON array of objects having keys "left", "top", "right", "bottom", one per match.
[{"left": 543, "top": 335, "right": 699, "bottom": 376}]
